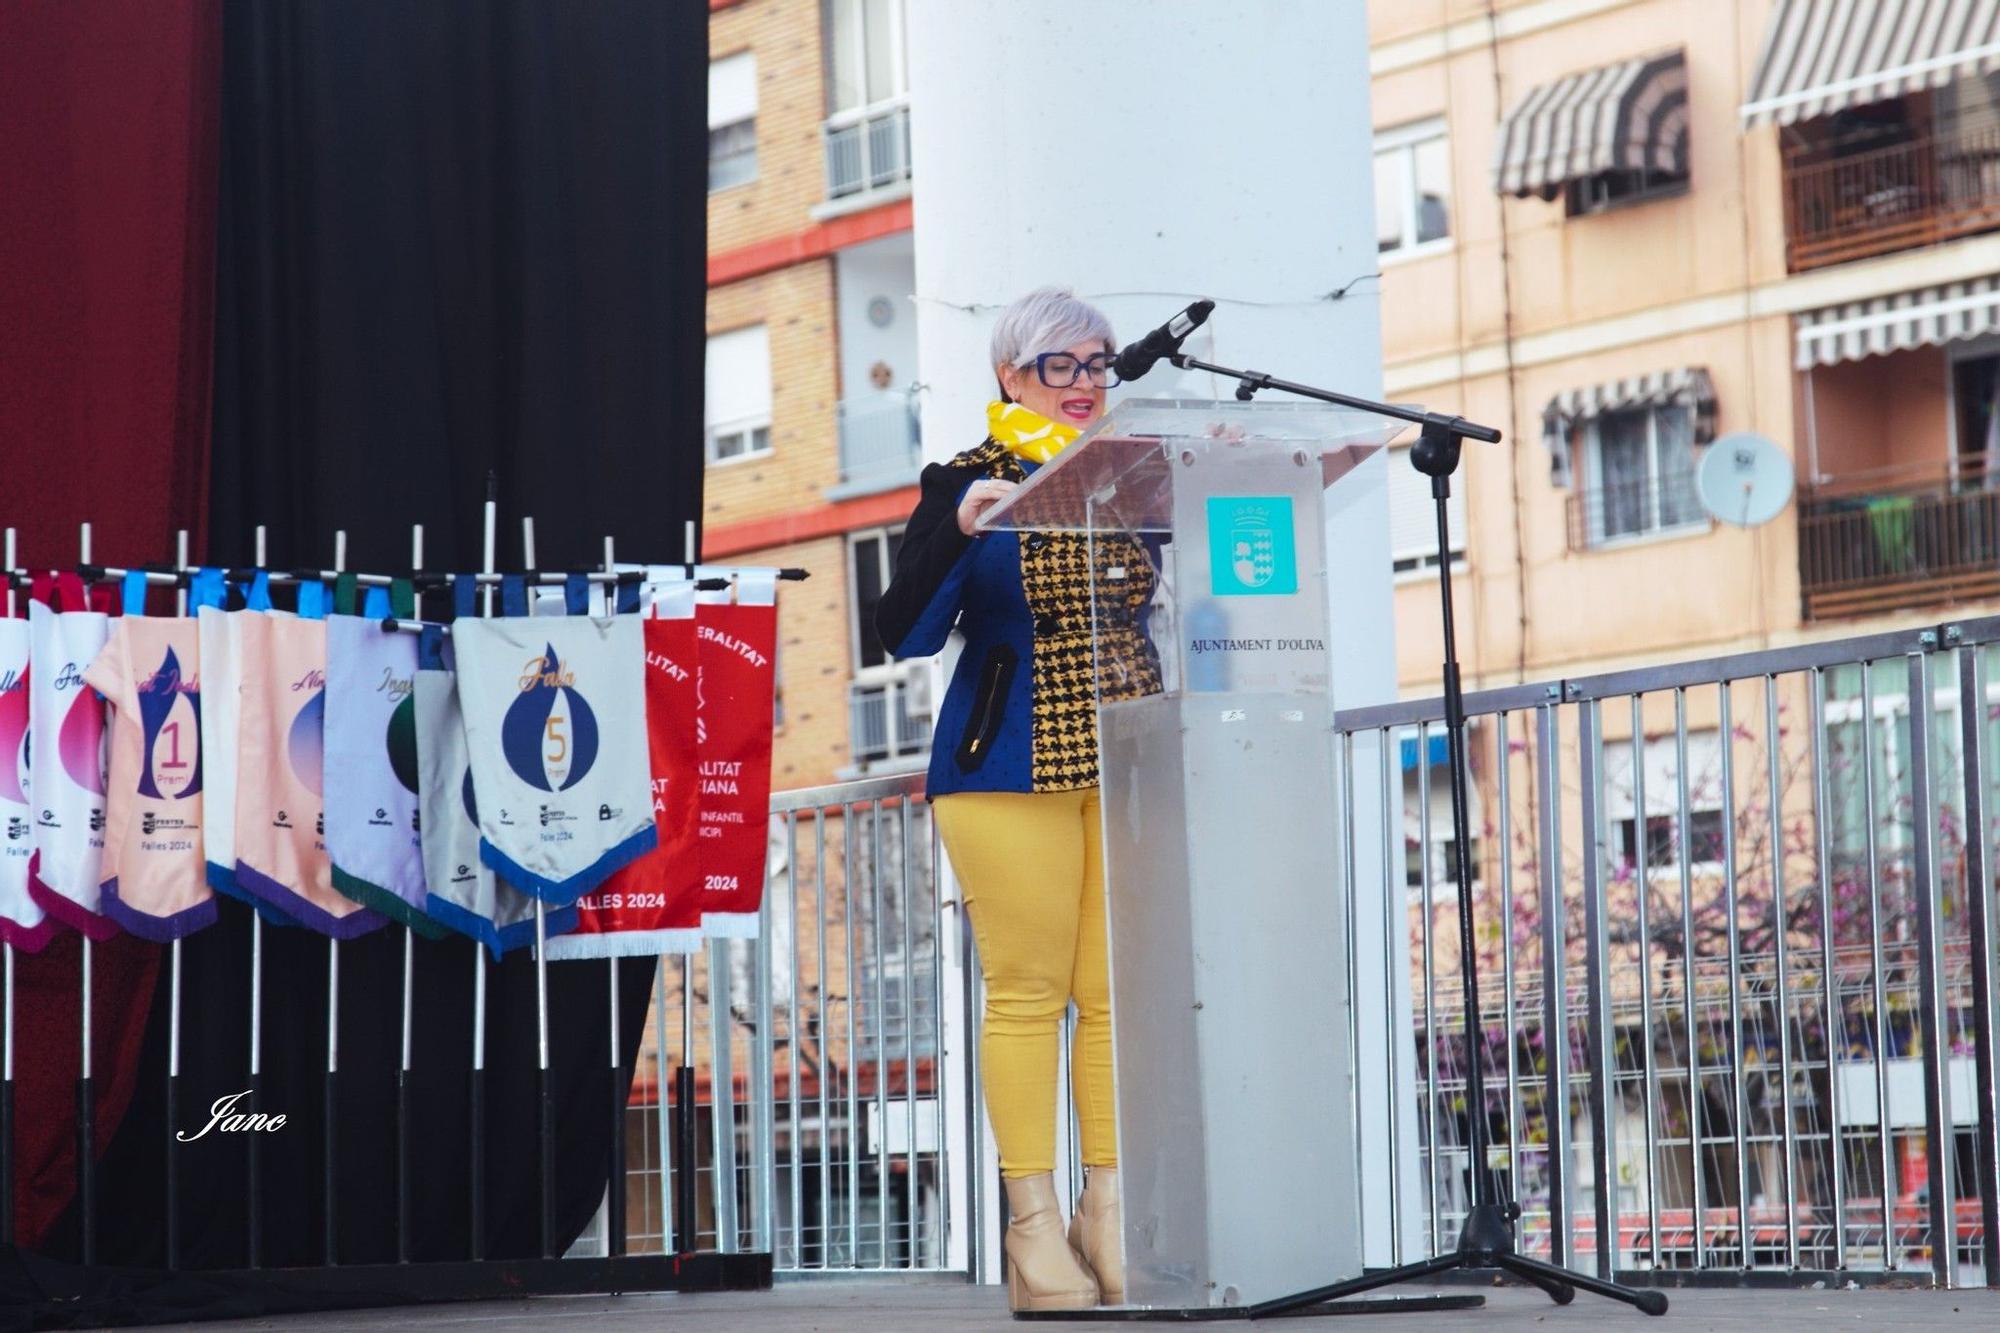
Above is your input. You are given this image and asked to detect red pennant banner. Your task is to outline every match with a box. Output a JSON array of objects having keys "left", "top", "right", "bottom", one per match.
[
  {"left": 694, "top": 600, "right": 777, "bottom": 936},
  {"left": 546, "top": 613, "right": 703, "bottom": 957}
]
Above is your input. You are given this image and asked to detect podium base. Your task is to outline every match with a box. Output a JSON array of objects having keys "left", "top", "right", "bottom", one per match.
[{"left": 1013, "top": 1292, "right": 1485, "bottom": 1321}]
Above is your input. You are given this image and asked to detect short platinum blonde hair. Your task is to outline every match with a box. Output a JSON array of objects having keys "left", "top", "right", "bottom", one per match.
[{"left": 989, "top": 286, "right": 1116, "bottom": 369}]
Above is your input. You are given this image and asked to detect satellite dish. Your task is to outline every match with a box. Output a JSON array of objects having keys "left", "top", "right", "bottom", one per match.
[{"left": 1697, "top": 432, "right": 1794, "bottom": 527}]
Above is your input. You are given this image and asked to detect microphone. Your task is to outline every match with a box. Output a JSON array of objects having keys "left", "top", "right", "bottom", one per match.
[{"left": 1111, "top": 298, "right": 1215, "bottom": 382}]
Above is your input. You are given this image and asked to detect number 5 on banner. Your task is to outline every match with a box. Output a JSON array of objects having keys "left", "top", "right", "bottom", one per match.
[{"left": 546, "top": 714, "right": 567, "bottom": 765}]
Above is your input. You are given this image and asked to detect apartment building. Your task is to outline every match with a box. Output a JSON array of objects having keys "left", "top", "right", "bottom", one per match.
[
  {"left": 704, "top": 0, "right": 923, "bottom": 793},
  {"left": 1370, "top": 0, "right": 2000, "bottom": 894}
]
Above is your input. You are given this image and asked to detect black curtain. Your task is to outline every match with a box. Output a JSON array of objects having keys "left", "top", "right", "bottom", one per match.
[
  {"left": 207, "top": 0, "right": 708, "bottom": 574},
  {"left": 29, "top": 0, "right": 708, "bottom": 1288},
  {"left": 42, "top": 900, "right": 659, "bottom": 1273}
]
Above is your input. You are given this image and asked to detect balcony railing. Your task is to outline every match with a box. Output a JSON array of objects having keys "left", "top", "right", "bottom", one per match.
[
  {"left": 837, "top": 391, "right": 920, "bottom": 490},
  {"left": 1800, "top": 452, "right": 2000, "bottom": 619},
  {"left": 824, "top": 97, "right": 911, "bottom": 201},
  {"left": 1783, "top": 118, "right": 2000, "bottom": 272},
  {"left": 850, "top": 664, "right": 931, "bottom": 767},
  {"left": 1565, "top": 472, "right": 1707, "bottom": 551}
]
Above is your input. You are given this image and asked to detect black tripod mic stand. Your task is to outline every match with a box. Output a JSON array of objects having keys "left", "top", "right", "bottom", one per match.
[{"left": 1165, "top": 355, "right": 1669, "bottom": 1320}]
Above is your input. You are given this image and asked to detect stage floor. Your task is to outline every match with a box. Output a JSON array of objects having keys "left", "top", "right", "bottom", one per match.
[{"left": 125, "top": 1276, "right": 2000, "bottom": 1331}]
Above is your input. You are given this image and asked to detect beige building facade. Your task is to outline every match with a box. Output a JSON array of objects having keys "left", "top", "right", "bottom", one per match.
[{"left": 1373, "top": 0, "right": 2000, "bottom": 697}]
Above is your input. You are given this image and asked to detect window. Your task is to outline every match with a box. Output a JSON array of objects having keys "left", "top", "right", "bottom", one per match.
[
  {"left": 849, "top": 527, "right": 904, "bottom": 674},
  {"left": 1951, "top": 344, "right": 2000, "bottom": 465},
  {"left": 1565, "top": 166, "right": 1686, "bottom": 217},
  {"left": 1402, "top": 732, "right": 1482, "bottom": 899},
  {"left": 1374, "top": 119, "right": 1451, "bottom": 256},
  {"left": 1387, "top": 444, "right": 1466, "bottom": 577},
  {"left": 705, "top": 325, "right": 773, "bottom": 464},
  {"left": 828, "top": 0, "right": 907, "bottom": 116},
  {"left": 709, "top": 53, "right": 758, "bottom": 191},
  {"left": 1603, "top": 730, "right": 1725, "bottom": 872},
  {"left": 849, "top": 527, "right": 929, "bottom": 764},
  {"left": 1583, "top": 405, "right": 1704, "bottom": 545}
]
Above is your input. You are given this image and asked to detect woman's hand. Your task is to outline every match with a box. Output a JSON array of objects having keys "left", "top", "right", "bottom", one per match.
[{"left": 957, "top": 478, "right": 1019, "bottom": 536}]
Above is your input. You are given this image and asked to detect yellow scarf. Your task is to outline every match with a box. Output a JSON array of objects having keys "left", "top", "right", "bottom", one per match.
[{"left": 987, "top": 400, "right": 1081, "bottom": 466}]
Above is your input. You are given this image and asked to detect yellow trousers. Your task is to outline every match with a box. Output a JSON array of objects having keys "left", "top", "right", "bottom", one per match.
[{"left": 934, "top": 786, "right": 1116, "bottom": 1179}]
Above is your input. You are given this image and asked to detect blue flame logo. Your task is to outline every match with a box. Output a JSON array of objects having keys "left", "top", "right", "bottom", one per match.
[{"left": 500, "top": 644, "right": 598, "bottom": 792}]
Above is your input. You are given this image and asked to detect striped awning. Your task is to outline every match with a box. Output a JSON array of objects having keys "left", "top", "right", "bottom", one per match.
[
  {"left": 1794, "top": 275, "right": 2000, "bottom": 367},
  {"left": 1743, "top": 0, "right": 2000, "bottom": 128},
  {"left": 1492, "top": 49, "right": 1689, "bottom": 199},
  {"left": 1540, "top": 368, "right": 1718, "bottom": 486}
]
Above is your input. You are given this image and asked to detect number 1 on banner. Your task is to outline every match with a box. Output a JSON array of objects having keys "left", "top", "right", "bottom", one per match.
[{"left": 161, "top": 720, "right": 188, "bottom": 770}]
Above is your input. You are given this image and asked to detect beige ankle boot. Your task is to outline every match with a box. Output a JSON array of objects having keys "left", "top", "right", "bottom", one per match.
[
  {"left": 1068, "top": 1166, "right": 1124, "bottom": 1304},
  {"left": 1003, "top": 1173, "right": 1099, "bottom": 1312}
]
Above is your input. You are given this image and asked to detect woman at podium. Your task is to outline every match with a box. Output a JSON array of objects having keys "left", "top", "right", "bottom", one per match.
[{"left": 876, "top": 286, "right": 1161, "bottom": 1312}]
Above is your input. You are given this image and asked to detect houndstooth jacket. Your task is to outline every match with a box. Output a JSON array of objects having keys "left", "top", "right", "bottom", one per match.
[{"left": 876, "top": 438, "right": 1164, "bottom": 797}]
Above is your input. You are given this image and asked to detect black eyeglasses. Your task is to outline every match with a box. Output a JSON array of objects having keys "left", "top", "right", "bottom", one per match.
[{"left": 1030, "top": 351, "right": 1120, "bottom": 389}]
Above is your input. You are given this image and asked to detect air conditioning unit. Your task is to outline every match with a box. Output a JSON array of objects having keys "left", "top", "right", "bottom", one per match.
[{"left": 901, "top": 664, "right": 932, "bottom": 716}]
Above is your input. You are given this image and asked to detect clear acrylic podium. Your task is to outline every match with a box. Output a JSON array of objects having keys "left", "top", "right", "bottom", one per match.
[{"left": 980, "top": 398, "right": 1409, "bottom": 1311}]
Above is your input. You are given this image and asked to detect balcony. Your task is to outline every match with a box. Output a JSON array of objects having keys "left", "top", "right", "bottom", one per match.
[
  {"left": 1799, "top": 453, "right": 2000, "bottom": 620},
  {"left": 834, "top": 391, "right": 920, "bottom": 497},
  {"left": 850, "top": 663, "right": 931, "bottom": 769},
  {"left": 824, "top": 97, "right": 911, "bottom": 203},
  {"left": 1783, "top": 118, "right": 2000, "bottom": 272}
]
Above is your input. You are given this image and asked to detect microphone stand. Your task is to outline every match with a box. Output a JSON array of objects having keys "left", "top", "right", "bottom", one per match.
[{"left": 1164, "top": 352, "right": 1668, "bottom": 1320}]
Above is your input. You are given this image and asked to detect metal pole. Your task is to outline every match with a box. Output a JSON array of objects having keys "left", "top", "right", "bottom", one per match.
[
  {"left": 899, "top": 797, "right": 918, "bottom": 1265},
  {"left": 604, "top": 534, "right": 629, "bottom": 1260},
  {"left": 1630, "top": 695, "right": 1662, "bottom": 1270},
  {"left": 1580, "top": 700, "right": 1616, "bottom": 1279},
  {"left": 1861, "top": 662, "right": 1896, "bottom": 1267},
  {"left": 1906, "top": 652, "right": 1954, "bottom": 1287},
  {"left": 816, "top": 806, "right": 833, "bottom": 1267},
  {"left": 324, "top": 529, "right": 345, "bottom": 1267},
  {"left": 1956, "top": 639, "right": 2000, "bottom": 1286},
  {"left": 77, "top": 520, "right": 96, "bottom": 1267},
  {"left": 1417, "top": 724, "right": 1440, "bottom": 1253},
  {"left": 1718, "top": 682, "right": 1751, "bottom": 1271},
  {"left": 1674, "top": 689, "right": 1705, "bottom": 1268},
  {"left": 398, "top": 524, "right": 422, "bottom": 1265},
  {"left": 522, "top": 515, "right": 556, "bottom": 1260},
  {"left": 787, "top": 808, "right": 803, "bottom": 1266},
  {"left": 1340, "top": 732, "right": 1367, "bottom": 1257},
  {"left": 1380, "top": 729, "right": 1405, "bottom": 1265},
  {"left": 871, "top": 799, "right": 889, "bottom": 1266},
  {"left": 710, "top": 936, "right": 739, "bottom": 1252},
  {"left": 1497, "top": 713, "right": 1521, "bottom": 1252},
  {"left": 1767, "top": 673, "right": 1801, "bottom": 1271},
  {"left": 845, "top": 802, "right": 860, "bottom": 1262},
  {"left": 248, "top": 523, "right": 267, "bottom": 1269},
  {"left": 927, "top": 805, "right": 950, "bottom": 1271},
  {"left": 470, "top": 488, "right": 497, "bottom": 1261},
  {"left": 166, "top": 528, "right": 189, "bottom": 1269},
  {"left": 1808, "top": 668, "right": 1849, "bottom": 1271},
  {"left": 1536, "top": 701, "right": 1571, "bottom": 1266}
]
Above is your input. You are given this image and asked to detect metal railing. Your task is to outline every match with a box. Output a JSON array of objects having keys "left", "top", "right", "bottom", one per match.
[
  {"left": 675, "top": 619, "right": 2000, "bottom": 1291},
  {"left": 850, "top": 664, "right": 931, "bottom": 767},
  {"left": 1784, "top": 118, "right": 2000, "bottom": 272},
  {"left": 838, "top": 392, "right": 921, "bottom": 490},
  {"left": 617, "top": 773, "right": 966, "bottom": 1274},
  {"left": 824, "top": 98, "right": 911, "bottom": 201},
  {"left": 1565, "top": 472, "right": 1707, "bottom": 551},
  {"left": 1800, "top": 453, "right": 2000, "bottom": 621},
  {"left": 1343, "top": 620, "right": 2000, "bottom": 1288}
]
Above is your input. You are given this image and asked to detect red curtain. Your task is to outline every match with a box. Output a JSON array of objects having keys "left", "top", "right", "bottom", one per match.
[{"left": 0, "top": 0, "right": 221, "bottom": 1248}]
